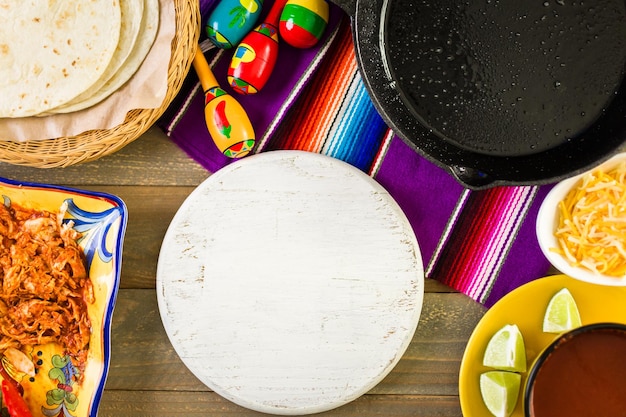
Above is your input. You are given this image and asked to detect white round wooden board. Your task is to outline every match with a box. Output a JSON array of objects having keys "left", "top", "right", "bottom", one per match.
[{"left": 156, "top": 150, "right": 424, "bottom": 415}]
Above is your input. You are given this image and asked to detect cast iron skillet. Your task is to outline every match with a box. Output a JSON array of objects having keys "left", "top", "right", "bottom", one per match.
[{"left": 330, "top": 0, "right": 626, "bottom": 189}]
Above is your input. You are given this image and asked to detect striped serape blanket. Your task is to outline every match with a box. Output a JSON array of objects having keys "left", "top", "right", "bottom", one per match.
[{"left": 158, "top": 1, "right": 553, "bottom": 307}]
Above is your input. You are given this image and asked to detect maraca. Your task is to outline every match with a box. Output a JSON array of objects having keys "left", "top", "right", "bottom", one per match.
[
  {"left": 206, "top": 0, "right": 264, "bottom": 49},
  {"left": 279, "top": 0, "right": 329, "bottom": 49},
  {"left": 227, "top": 0, "right": 289, "bottom": 95},
  {"left": 192, "top": 48, "right": 255, "bottom": 158}
]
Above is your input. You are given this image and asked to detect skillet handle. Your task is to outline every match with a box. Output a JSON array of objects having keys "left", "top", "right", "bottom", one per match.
[
  {"left": 329, "top": 0, "right": 356, "bottom": 16},
  {"left": 449, "top": 166, "right": 495, "bottom": 190}
]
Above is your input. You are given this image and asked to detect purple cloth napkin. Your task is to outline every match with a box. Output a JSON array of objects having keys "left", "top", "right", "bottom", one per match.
[{"left": 158, "top": 1, "right": 553, "bottom": 307}]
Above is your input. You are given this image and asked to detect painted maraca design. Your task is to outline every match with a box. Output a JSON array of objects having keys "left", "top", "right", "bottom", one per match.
[
  {"left": 206, "top": 0, "right": 264, "bottom": 49},
  {"left": 279, "top": 0, "right": 328, "bottom": 49},
  {"left": 228, "top": 0, "right": 289, "bottom": 95},
  {"left": 192, "top": 48, "right": 255, "bottom": 158}
]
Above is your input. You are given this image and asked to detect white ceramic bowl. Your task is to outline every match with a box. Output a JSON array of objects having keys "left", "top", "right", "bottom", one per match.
[{"left": 536, "top": 152, "right": 626, "bottom": 286}]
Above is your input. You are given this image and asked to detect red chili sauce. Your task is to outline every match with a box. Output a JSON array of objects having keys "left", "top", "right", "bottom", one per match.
[{"left": 528, "top": 328, "right": 626, "bottom": 416}]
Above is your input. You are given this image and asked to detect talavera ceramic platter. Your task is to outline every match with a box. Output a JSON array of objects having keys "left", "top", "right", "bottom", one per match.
[{"left": 0, "top": 177, "right": 127, "bottom": 417}]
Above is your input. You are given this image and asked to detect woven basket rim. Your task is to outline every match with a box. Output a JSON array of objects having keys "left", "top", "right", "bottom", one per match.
[{"left": 0, "top": 0, "right": 199, "bottom": 168}]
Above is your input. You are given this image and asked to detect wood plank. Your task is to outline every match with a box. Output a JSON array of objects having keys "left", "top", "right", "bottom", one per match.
[
  {"left": 106, "top": 289, "right": 484, "bottom": 395},
  {"left": 92, "top": 185, "right": 195, "bottom": 289},
  {"left": 372, "top": 291, "right": 485, "bottom": 396},
  {"left": 0, "top": 127, "right": 210, "bottom": 187},
  {"left": 425, "top": 278, "right": 458, "bottom": 293},
  {"left": 41, "top": 185, "right": 460, "bottom": 292},
  {"left": 0, "top": 104, "right": 486, "bottom": 417},
  {"left": 99, "top": 391, "right": 462, "bottom": 417}
]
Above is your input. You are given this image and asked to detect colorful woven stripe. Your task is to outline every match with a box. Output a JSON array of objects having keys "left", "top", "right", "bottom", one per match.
[
  {"left": 265, "top": 23, "right": 390, "bottom": 172},
  {"left": 157, "top": 4, "right": 553, "bottom": 307},
  {"left": 429, "top": 186, "right": 540, "bottom": 304}
]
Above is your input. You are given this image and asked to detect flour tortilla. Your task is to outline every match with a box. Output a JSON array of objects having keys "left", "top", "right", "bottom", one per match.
[
  {"left": 49, "top": 0, "right": 145, "bottom": 114},
  {"left": 0, "top": 1, "right": 122, "bottom": 118},
  {"left": 49, "top": 0, "right": 160, "bottom": 114}
]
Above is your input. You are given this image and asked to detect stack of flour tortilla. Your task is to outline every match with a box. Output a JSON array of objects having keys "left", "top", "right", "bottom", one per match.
[{"left": 0, "top": 0, "right": 159, "bottom": 118}]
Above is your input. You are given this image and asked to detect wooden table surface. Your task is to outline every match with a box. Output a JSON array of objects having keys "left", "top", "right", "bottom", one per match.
[{"left": 0, "top": 127, "right": 487, "bottom": 417}]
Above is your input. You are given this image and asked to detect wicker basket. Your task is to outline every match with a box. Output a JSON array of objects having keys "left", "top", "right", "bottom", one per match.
[{"left": 0, "top": 0, "right": 200, "bottom": 168}]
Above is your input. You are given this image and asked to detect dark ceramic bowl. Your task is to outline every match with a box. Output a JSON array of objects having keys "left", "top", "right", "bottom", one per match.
[{"left": 524, "top": 323, "right": 626, "bottom": 417}]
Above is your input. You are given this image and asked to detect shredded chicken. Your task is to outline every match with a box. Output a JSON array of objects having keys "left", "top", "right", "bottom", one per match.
[{"left": 0, "top": 202, "right": 92, "bottom": 371}]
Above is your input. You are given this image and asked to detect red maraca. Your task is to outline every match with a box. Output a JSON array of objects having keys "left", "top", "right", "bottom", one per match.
[
  {"left": 227, "top": 0, "right": 289, "bottom": 95},
  {"left": 279, "top": 0, "right": 329, "bottom": 49}
]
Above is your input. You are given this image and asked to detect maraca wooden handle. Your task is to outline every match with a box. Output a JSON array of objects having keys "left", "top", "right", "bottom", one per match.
[
  {"left": 193, "top": 48, "right": 219, "bottom": 91},
  {"left": 193, "top": 48, "right": 256, "bottom": 158},
  {"left": 264, "top": 0, "right": 288, "bottom": 25}
]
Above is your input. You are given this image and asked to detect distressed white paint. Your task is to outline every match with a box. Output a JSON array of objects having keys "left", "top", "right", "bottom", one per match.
[{"left": 156, "top": 151, "right": 424, "bottom": 415}]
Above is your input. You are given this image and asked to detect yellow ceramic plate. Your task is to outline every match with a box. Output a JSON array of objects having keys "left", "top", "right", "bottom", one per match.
[
  {"left": 459, "top": 275, "right": 626, "bottom": 417},
  {"left": 0, "top": 177, "right": 127, "bottom": 417}
]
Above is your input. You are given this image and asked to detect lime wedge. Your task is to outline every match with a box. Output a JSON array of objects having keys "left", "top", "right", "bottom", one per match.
[
  {"left": 479, "top": 371, "right": 521, "bottom": 417},
  {"left": 542, "top": 288, "right": 582, "bottom": 333},
  {"left": 483, "top": 324, "right": 527, "bottom": 372}
]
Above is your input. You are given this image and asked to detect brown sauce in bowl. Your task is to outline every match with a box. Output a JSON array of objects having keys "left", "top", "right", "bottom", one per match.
[{"left": 527, "top": 326, "right": 626, "bottom": 417}]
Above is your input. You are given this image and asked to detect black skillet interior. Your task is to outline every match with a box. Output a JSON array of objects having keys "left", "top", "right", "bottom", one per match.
[{"left": 332, "top": 0, "right": 626, "bottom": 189}]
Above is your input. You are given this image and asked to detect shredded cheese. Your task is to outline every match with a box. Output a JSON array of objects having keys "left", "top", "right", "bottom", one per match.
[{"left": 552, "top": 162, "right": 626, "bottom": 277}]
